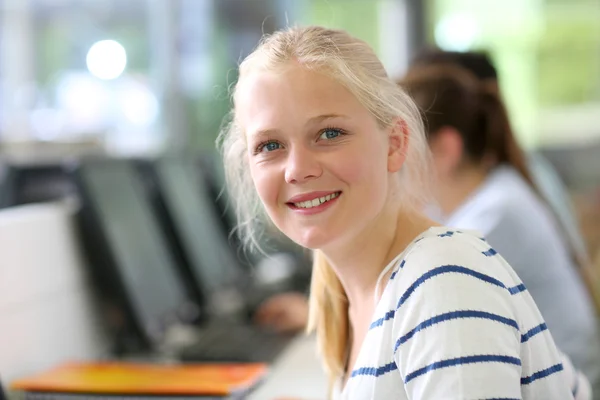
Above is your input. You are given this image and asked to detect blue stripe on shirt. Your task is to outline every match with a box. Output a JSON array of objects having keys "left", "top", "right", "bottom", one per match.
[
  {"left": 389, "top": 260, "right": 405, "bottom": 281},
  {"left": 508, "top": 283, "right": 527, "bottom": 294},
  {"left": 482, "top": 248, "right": 498, "bottom": 256},
  {"left": 521, "top": 363, "right": 564, "bottom": 385},
  {"left": 404, "top": 354, "right": 522, "bottom": 384},
  {"left": 396, "top": 265, "right": 509, "bottom": 310},
  {"left": 350, "top": 361, "right": 398, "bottom": 378},
  {"left": 370, "top": 265, "right": 527, "bottom": 330},
  {"left": 520, "top": 323, "right": 548, "bottom": 343},
  {"left": 393, "top": 310, "right": 519, "bottom": 353},
  {"left": 370, "top": 310, "right": 396, "bottom": 329}
]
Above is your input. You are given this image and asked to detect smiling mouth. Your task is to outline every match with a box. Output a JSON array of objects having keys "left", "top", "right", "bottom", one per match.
[{"left": 288, "top": 191, "right": 342, "bottom": 209}]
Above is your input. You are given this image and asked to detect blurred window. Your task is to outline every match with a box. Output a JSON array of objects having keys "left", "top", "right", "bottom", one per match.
[{"left": 427, "top": 0, "right": 600, "bottom": 148}]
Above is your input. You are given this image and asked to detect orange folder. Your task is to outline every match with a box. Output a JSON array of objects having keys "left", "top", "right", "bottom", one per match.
[{"left": 11, "top": 362, "right": 268, "bottom": 397}]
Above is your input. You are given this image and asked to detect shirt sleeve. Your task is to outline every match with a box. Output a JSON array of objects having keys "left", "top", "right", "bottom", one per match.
[{"left": 559, "top": 350, "right": 592, "bottom": 400}]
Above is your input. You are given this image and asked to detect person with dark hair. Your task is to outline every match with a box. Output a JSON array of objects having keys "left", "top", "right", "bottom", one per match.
[
  {"left": 400, "top": 63, "right": 600, "bottom": 396},
  {"left": 411, "top": 49, "right": 594, "bottom": 283}
]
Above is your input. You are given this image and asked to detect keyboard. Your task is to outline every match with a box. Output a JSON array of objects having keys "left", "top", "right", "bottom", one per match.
[{"left": 179, "top": 323, "right": 294, "bottom": 363}]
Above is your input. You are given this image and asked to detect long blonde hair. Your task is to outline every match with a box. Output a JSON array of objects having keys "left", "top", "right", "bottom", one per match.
[{"left": 217, "top": 25, "right": 431, "bottom": 384}]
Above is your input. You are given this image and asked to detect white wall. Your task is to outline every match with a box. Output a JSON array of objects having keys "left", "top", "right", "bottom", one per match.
[{"left": 0, "top": 202, "right": 108, "bottom": 384}]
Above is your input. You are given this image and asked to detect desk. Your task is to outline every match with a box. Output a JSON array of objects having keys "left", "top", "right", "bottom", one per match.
[
  {"left": 249, "top": 335, "right": 327, "bottom": 400},
  {"left": 6, "top": 335, "right": 327, "bottom": 400}
]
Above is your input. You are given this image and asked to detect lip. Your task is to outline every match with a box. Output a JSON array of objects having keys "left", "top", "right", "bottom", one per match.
[
  {"left": 286, "top": 191, "right": 342, "bottom": 216},
  {"left": 287, "top": 191, "right": 340, "bottom": 203}
]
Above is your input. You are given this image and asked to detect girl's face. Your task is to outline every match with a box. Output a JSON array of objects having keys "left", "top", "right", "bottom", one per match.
[{"left": 237, "top": 63, "right": 406, "bottom": 250}]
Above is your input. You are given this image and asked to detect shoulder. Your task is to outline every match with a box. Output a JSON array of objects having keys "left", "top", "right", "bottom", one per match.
[
  {"left": 379, "top": 229, "right": 524, "bottom": 332},
  {"left": 397, "top": 228, "right": 513, "bottom": 280},
  {"left": 375, "top": 229, "right": 571, "bottom": 399}
]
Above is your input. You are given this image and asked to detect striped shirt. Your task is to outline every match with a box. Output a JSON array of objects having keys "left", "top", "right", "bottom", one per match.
[
  {"left": 442, "top": 165, "right": 600, "bottom": 390},
  {"left": 334, "top": 227, "right": 589, "bottom": 399}
]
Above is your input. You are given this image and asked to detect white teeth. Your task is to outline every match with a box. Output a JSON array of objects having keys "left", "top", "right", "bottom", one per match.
[{"left": 293, "top": 192, "right": 339, "bottom": 209}]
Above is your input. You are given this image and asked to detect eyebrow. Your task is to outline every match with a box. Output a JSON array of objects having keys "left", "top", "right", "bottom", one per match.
[
  {"left": 307, "top": 113, "right": 348, "bottom": 125},
  {"left": 250, "top": 113, "right": 349, "bottom": 139}
]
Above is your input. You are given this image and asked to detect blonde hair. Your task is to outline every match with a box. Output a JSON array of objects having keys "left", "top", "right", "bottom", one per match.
[{"left": 217, "top": 25, "right": 431, "bottom": 384}]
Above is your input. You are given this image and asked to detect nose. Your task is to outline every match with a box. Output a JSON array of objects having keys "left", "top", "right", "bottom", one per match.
[{"left": 284, "top": 144, "right": 322, "bottom": 184}]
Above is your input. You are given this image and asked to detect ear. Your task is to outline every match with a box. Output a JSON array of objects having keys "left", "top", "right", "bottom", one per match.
[
  {"left": 387, "top": 119, "right": 409, "bottom": 173},
  {"left": 429, "top": 127, "right": 464, "bottom": 177}
]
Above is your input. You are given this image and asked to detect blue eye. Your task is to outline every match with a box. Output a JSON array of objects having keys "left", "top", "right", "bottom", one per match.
[
  {"left": 258, "top": 141, "right": 281, "bottom": 153},
  {"left": 319, "top": 128, "right": 343, "bottom": 140}
]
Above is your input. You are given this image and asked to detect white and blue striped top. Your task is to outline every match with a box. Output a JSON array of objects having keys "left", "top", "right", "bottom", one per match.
[{"left": 334, "top": 227, "right": 589, "bottom": 399}]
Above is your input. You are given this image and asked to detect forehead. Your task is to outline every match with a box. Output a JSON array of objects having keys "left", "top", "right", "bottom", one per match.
[{"left": 235, "top": 64, "right": 370, "bottom": 135}]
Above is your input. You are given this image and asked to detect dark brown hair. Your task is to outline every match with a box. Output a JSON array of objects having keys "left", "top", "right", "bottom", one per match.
[
  {"left": 412, "top": 49, "right": 498, "bottom": 81},
  {"left": 401, "top": 64, "right": 600, "bottom": 314},
  {"left": 399, "top": 65, "right": 534, "bottom": 188}
]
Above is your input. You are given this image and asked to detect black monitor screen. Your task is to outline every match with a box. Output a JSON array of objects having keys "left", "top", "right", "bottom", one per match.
[
  {"left": 154, "top": 159, "right": 242, "bottom": 295},
  {"left": 81, "top": 162, "right": 189, "bottom": 338}
]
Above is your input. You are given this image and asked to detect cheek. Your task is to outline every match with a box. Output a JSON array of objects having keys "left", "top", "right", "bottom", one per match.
[
  {"left": 336, "top": 143, "right": 389, "bottom": 191},
  {"left": 250, "top": 164, "right": 281, "bottom": 211}
]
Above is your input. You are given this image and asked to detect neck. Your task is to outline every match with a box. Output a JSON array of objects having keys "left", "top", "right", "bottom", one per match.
[
  {"left": 437, "top": 166, "right": 489, "bottom": 218},
  {"left": 320, "top": 205, "right": 434, "bottom": 311}
]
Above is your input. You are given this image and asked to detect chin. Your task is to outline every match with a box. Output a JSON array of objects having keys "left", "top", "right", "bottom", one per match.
[{"left": 288, "top": 228, "right": 336, "bottom": 251}]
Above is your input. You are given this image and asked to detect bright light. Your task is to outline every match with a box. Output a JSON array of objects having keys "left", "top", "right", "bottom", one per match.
[
  {"left": 435, "top": 13, "right": 480, "bottom": 52},
  {"left": 116, "top": 80, "right": 159, "bottom": 127},
  {"left": 56, "top": 72, "right": 112, "bottom": 132},
  {"left": 86, "top": 40, "right": 127, "bottom": 80}
]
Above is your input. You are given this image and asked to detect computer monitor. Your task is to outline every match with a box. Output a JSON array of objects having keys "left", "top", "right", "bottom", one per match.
[
  {"left": 150, "top": 157, "right": 249, "bottom": 317},
  {"left": 71, "top": 159, "right": 197, "bottom": 353},
  {"left": 197, "top": 152, "right": 238, "bottom": 235},
  {"left": 0, "top": 164, "right": 14, "bottom": 209},
  {"left": 0, "top": 163, "right": 75, "bottom": 207}
]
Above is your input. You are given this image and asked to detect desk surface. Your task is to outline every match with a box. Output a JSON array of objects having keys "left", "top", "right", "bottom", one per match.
[
  {"left": 6, "top": 335, "right": 327, "bottom": 400},
  {"left": 249, "top": 335, "right": 327, "bottom": 400}
]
